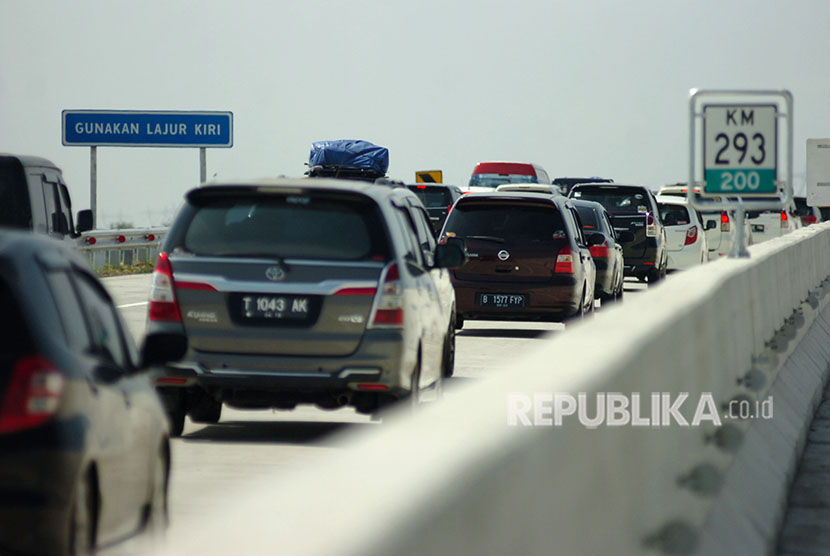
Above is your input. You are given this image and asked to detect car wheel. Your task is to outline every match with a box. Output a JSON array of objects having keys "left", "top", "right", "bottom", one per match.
[
  {"left": 69, "top": 469, "right": 96, "bottom": 556},
  {"left": 145, "top": 446, "right": 169, "bottom": 534},
  {"left": 168, "top": 402, "right": 185, "bottom": 437},
  {"left": 409, "top": 353, "right": 422, "bottom": 409},
  {"left": 188, "top": 395, "right": 222, "bottom": 424},
  {"left": 441, "top": 316, "right": 456, "bottom": 378},
  {"left": 647, "top": 268, "right": 662, "bottom": 285},
  {"left": 616, "top": 279, "right": 624, "bottom": 301},
  {"left": 455, "top": 314, "right": 464, "bottom": 330}
]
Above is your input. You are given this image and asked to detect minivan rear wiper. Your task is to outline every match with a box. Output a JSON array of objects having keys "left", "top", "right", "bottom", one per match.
[{"left": 464, "top": 235, "right": 505, "bottom": 243}]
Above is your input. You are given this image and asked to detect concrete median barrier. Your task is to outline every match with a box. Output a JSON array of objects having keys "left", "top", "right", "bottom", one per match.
[{"left": 155, "top": 224, "right": 830, "bottom": 556}]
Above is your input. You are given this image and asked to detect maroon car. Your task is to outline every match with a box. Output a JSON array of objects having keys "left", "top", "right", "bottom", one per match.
[{"left": 440, "top": 192, "right": 600, "bottom": 327}]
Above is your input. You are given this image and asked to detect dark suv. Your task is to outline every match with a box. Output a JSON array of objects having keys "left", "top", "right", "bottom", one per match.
[
  {"left": 147, "top": 178, "right": 464, "bottom": 433},
  {"left": 406, "top": 184, "right": 464, "bottom": 234},
  {"left": 0, "top": 154, "right": 93, "bottom": 242},
  {"left": 569, "top": 184, "right": 667, "bottom": 284},
  {"left": 441, "top": 192, "right": 599, "bottom": 325}
]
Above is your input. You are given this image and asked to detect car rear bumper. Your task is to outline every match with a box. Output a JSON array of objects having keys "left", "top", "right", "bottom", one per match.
[
  {"left": 452, "top": 276, "right": 581, "bottom": 321},
  {"left": 0, "top": 431, "right": 82, "bottom": 556},
  {"left": 154, "top": 328, "right": 412, "bottom": 404},
  {"left": 667, "top": 244, "right": 704, "bottom": 270}
]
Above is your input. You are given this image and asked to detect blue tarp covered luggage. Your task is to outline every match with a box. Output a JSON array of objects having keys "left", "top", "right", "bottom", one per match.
[{"left": 307, "top": 140, "right": 389, "bottom": 179}]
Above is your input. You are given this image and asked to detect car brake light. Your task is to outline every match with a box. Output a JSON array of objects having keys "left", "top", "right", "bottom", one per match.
[
  {"left": 721, "top": 211, "right": 730, "bottom": 232},
  {"left": 781, "top": 210, "right": 789, "bottom": 228},
  {"left": 148, "top": 252, "right": 182, "bottom": 322},
  {"left": 0, "top": 356, "right": 65, "bottom": 434},
  {"left": 369, "top": 263, "right": 403, "bottom": 327},
  {"left": 804, "top": 215, "right": 818, "bottom": 225},
  {"left": 589, "top": 241, "right": 610, "bottom": 258},
  {"left": 646, "top": 212, "right": 657, "bottom": 237},
  {"left": 447, "top": 204, "right": 453, "bottom": 214},
  {"left": 554, "top": 246, "right": 574, "bottom": 273},
  {"left": 685, "top": 225, "right": 698, "bottom": 245},
  {"left": 417, "top": 185, "right": 426, "bottom": 189}
]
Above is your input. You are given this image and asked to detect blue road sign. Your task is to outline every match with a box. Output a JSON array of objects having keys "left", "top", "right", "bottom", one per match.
[{"left": 62, "top": 110, "right": 233, "bottom": 147}]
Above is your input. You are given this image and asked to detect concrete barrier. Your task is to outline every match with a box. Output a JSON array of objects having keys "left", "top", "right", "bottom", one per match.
[{"left": 155, "top": 224, "right": 830, "bottom": 556}]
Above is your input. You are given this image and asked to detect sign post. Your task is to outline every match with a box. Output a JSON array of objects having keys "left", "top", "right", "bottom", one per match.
[
  {"left": 62, "top": 110, "right": 233, "bottom": 229},
  {"left": 688, "top": 90, "right": 793, "bottom": 258}
]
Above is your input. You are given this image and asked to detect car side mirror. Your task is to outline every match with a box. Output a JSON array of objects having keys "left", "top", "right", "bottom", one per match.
[
  {"left": 76, "top": 209, "right": 93, "bottom": 233},
  {"left": 434, "top": 242, "right": 467, "bottom": 269},
  {"left": 587, "top": 233, "right": 606, "bottom": 246},
  {"left": 705, "top": 220, "right": 718, "bottom": 230},
  {"left": 141, "top": 332, "right": 187, "bottom": 368},
  {"left": 617, "top": 230, "right": 636, "bottom": 242}
]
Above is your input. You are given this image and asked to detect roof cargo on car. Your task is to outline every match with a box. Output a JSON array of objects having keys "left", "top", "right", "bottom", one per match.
[{"left": 307, "top": 139, "right": 389, "bottom": 181}]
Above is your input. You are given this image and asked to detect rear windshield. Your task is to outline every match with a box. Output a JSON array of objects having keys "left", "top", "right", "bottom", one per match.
[
  {"left": 444, "top": 202, "right": 565, "bottom": 243},
  {"left": 574, "top": 206, "right": 599, "bottom": 230},
  {"left": 0, "top": 159, "right": 32, "bottom": 229},
  {"left": 658, "top": 203, "right": 691, "bottom": 226},
  {"left": 179, "top": 193, "right": 390, "bottom": 261},
  {"left": 468, "top": 174, "right": 537, "bottom": 189},
  {"left": 407, "top": 186, "right": 453, "bottom": 208},
  {"left": 571, "top": 187, "right": 650, "bottom": 215}
]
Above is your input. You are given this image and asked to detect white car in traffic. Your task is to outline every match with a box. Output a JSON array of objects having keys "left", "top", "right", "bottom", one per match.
[{"left": 656, "top": 195, "right": 710, "bottom": 270}]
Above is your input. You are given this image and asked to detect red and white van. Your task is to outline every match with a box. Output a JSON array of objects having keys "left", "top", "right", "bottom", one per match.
[{"left": 467, "top": 161, "right": 551, "bottom": 193}]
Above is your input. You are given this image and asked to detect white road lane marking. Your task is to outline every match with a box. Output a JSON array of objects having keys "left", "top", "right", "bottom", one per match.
[{"left": 117, "top": 301, "right": 149, "bottom": 309}]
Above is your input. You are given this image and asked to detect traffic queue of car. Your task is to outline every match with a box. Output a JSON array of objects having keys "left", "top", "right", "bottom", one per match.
[{"left": 0, "top": 145, "right": 819, "bottom": 555}]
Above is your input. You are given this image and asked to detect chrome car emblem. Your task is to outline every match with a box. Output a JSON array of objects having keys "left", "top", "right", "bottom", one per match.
[
  {"left": 497, "top": 250, "right": 510, "bottom": 261},
  {"left": 265, "top": 265, "right": 286, "bottom": 281}
]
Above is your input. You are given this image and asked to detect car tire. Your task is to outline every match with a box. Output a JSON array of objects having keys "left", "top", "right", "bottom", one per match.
[
  {"left": 145, "top": 445, "right": 169, "bottom": 534},
  {"left": 69, "top": 469, "right": 96, "bottom": 556},
  {"left": 441, "top": 317, "right": 456, "bottom": 378},
  {"left": 455, "top": 314, "right": 464, "bottom": 330},
  {"left": 647, "top": 267, "right": 662, "bottom": 285},
  {"left": 409, "top": 353, "right": 422, "bottom": 409},
  {"left": 168, "top": 402, "right": 185, "bottom": 438},
  {"left": 188, "top": 395, "right": 222, "bottom": 424},
  {"left": 616, "top": 280, "right": 624, "bottom": 301}
]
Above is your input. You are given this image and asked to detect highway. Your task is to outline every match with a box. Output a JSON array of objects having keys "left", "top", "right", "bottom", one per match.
[{"left": 99, "top": 273, "right": 648, "bottom": 554}]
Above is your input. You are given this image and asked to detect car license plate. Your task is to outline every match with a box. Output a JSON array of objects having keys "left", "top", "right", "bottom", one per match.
[
  {"left": 477, "top": 293, "right": 527, "bottom": 308},
  {"left": 752, "top": 224, "right": 765, "bottom": 233},
  {"left": 241, "top": 295, "right": 311, "bottom": 321}
]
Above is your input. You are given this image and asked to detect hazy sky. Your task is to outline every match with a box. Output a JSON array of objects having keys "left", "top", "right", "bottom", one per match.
[{"left": 3, "top": 0, "right": 829, "bottom": 227}]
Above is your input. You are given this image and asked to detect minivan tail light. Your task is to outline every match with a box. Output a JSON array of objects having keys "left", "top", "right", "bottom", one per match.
[
  {"left": 554, "top": 246, "right": 574, "bottom": 274},
  {"left": 804, "top": 215, "right": 818, "bottom": 225},
  {"left": 369, "top": 263, "right": 404, "bottom": 328},
  {"left": 780, "top": 210, "right": 789, "bottom": 228},
  {"left": 148, "top": 252, "right": 182, "bottom": 323},
  {"left": 721, "top": 211, "right": 730, "bottom": 232},
  {"left": 685, "top": 225, "right": 698, "bottom": 245},
  {"left": 646, "top": 212, "right": 657, "bottom": 237},
  {"left": 0, "top": 356, "right": 65, "bottom": 434}
]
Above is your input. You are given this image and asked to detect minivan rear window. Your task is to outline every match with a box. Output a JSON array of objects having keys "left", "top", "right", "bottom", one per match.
[
  {"left": 571, "top": 186, "right": 650, "bottom": 215},
  {"left": 658, "top": 204, "right": 691, "bottom": 226},
  {"left": 468, "top": 174, "right": 537, "bottom": 189},
  {"left": 0, "top": 159, "right": 32, "bottom": 229},
  {"left": 407, "top": 186, "right": 453, "bottom": 208},
  {"left": 180, "top": 194, "right": 390, "bottom": 261},
  {"left": 445, "top": 202, "right": 565, "bottom": 243}
]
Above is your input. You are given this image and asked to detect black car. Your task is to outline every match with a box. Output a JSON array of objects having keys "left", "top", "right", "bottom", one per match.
[
  {"left": 442, "top": 192, "right": 599, "bottom": 325},
  {"left": 0, "top": 229, "right": 185, "bottom": 556},
  {"left": 406, "top": 184, "right": 464, "bottom": 234},
  {"left": 569, "top": 184, "right": 668, "bottom": 284},
  {"left": 571, "top": 199, "right": 630, "bottom": 302}
]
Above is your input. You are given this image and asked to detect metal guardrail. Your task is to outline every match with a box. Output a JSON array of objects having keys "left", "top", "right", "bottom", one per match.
[{"left": 77, "top": 227, "right": 169, "bottom": 270}]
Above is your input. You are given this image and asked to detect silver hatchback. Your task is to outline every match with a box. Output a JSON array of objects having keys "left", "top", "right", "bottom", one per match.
[{"left": 146, "top": 178, "right": 463, "bottom": 434}]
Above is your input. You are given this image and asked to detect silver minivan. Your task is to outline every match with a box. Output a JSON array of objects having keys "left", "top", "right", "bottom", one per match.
[{"left": 147, "top": 178, "right": 464, "bottom": 434}]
